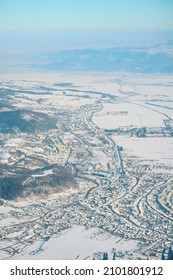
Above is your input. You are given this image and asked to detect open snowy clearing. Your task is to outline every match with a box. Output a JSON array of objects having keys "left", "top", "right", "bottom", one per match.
[
  {"left": 113, "top": 135, "right": 173, "bottom": 164},
  {"left": 93, "top": 102, "right": 165, "bottom": 129},
  {"left": 10, "top": 225, "right": 139, "bottom": 260}
]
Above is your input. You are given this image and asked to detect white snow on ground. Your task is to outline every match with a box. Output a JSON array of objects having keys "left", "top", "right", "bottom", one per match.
[
  {"left": 6, "top": 138, "right": 24, "bottom": 147},
  {"left": 31, "top": 169, "right": 53, "bottom": 177},
  {"left": 133, "top": 84, "right": 173, "bottom": 99},
  {"left": 142, "top": 101, "right": 173, "bottom": 119},
  {"left": 0, "top": 217, "right": 19, "bottom": 226},
  {"left": 10, "top": 226, "right": 139, "bottom": 260},
  {"left": 0, "top": 151, "right": 11, "bottom": 162},
  {"left": 113, "top": 136, "right": 173, "bottom": 163},
  {"left": 89, "top": 149, "right": 108, "bottom": 165},
  {"left": 93, "top": 102, "right": 165, "bottom": 129}
]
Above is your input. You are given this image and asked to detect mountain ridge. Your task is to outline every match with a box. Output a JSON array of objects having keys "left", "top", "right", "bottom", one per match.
[{"left": 30, "top": 42, "right": 173, "bottom": 73}]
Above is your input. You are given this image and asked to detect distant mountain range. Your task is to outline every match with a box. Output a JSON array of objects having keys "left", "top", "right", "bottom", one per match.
[{"left": 30, "top": 42, "right": 173, "bottom": 73}]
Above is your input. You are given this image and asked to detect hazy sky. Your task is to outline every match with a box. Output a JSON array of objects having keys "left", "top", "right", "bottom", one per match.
[
  {"left": 0, "top": 0, "right": 173, "bottom": 55},
  {"left": 0, "top": 0, "right": 173, "bottom": 31}
]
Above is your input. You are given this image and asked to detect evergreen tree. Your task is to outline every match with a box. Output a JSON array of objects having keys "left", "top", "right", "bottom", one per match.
[
  {"left": 161, "top": 248, "right": 165, "bottom": 260},
  {"left": 103, "top": 252, "right": 109, "bottom": 260},
  {"left": 168, "top": 246, "right": 173, "bottom": 260},
  {"left": 113, "top": 252, "right": 116, "bottom": 260}
]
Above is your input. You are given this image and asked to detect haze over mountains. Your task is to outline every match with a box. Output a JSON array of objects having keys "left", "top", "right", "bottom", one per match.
[
  {"left": 1, "top": 40, "right": 173, "bottom": 74},
  {"left": 35, "top": 41, "right": 173, "bottom": 73}
]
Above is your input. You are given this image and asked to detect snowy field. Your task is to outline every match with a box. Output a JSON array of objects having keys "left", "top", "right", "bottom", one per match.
[
  {"left": 93, "top": 102, "right": 166, "bottom": 129},
  {"left": 113, "top": 136, "right": 173, "bottom": 164},
  {"left": 10, "top": 226, "right": 139, "bottom": 260}
]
